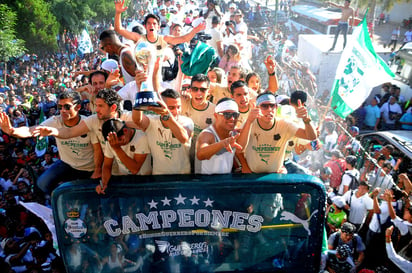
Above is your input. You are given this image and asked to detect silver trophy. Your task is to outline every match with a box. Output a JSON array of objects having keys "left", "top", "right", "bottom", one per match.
[{"left": 133, "top": 41, "right": 160, "bottom": 110}]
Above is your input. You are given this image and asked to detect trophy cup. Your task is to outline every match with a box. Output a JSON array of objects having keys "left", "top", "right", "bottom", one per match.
[{"left": 133, "top": 41, "right": 160, "bottom": 110}]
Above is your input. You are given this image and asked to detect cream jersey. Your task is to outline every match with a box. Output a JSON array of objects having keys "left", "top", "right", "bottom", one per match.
[
  {"left": 181, "top": 100, "right": 215, "bottom": 139},
  {"left": 104, "top": 129, "right": 152, "bottom": 175},
  {"left": 145, "top": 114, "right": 193, "bottom": 175},
  {"left": 244, "top": 118, "right": 299, "bottom": 173},
  {"left": 42, "top": 115, "right": 95, "bottom": 172}
]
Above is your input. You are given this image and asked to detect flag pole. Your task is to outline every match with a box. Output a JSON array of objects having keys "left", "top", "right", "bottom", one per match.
[{"left": 318, "top": 94, "right": 334, "bottom": 130}]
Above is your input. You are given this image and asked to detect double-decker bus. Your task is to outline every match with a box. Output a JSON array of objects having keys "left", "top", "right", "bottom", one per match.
[{"left": 290, "top": 5, "right": 360, "bottom": 35}]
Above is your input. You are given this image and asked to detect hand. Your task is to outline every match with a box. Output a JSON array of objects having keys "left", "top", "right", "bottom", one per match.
[
  {"left": 385, "top": 225, "right": 394, "bottom": 237},
  {"left": 194, "top": 21, "right": 206, "bottom": 33},
  {"left": 383, "top": 189, "right": 393, "bottom": 202},
  {"left": 247, "top": 106, "right": 262, "bottom": 123},
  {"left": 147, "top": 99, "right": 169, "bottom": 116},
  {"left": 371, "top": 187, "right": 380, "bottom": 198},
  {"left": 105, "top": 69, "right": 121, "bottom": 88},
  {"left": 134, "top": 69, "right": 148, "bottom": 89},
  {"left": 222, "top": 134, "right": 242, "bottom": 153},
  {"left": 264, "top": 55, "right": 277, "bottom": 75},
  {"left": 114, "top": 0, "right": 128, "bottom": 13},
  {"left": 96, "top": 183, "right": 107, "bottom": 195},
  {"left": 0, "top": 112, "right": 14, "bottom": 135},
  {"left": 295, "top": 99, "right": 309, "bottom": 120},
  {"left": 107, "top": 131, "right": 126, "bottom": 150}
]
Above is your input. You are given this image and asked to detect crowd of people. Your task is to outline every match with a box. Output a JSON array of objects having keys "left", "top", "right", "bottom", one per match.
[{"left": 0, "top": 0, "right": 411, "bottom": 272}]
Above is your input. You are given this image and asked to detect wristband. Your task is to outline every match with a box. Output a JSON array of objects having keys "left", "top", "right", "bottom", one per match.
[
  {"left": 303, "top": 118, "right": 311, "bottom": 124},
  {"left": 268, "top": 71, "right": 276, "bottom": 76}
]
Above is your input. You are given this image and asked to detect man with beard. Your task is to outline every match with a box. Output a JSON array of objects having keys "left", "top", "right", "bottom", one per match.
[{"left": 0, "top": 91, "right": 99, "bottom": 194}]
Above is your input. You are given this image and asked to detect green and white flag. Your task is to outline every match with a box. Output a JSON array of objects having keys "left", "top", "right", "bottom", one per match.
[
  {"left": 331, "top": 17, "right": 394, "bottom": 118},
  {"left": 35, "top": 110, "right": 48, "bottom": 157},
  {"left": 77, "top": 28, "right": 93, "bottom": 56}
]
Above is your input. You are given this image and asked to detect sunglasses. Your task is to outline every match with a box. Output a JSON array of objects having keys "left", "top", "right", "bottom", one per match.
[
  {"left": 57, "top": 104, "right": 75, "bottom": 111},
  {"left": 191, "top": 86, "right": 208, "bottom": 93},
  {"left": 259, "top": 103, "right": 276, "bottom": 110},
  {"left": 218, "top": 112, "right": 240, "bottom": 120},
  {"left": 181, "top": 86, "right": 190, "bottom": 91}
]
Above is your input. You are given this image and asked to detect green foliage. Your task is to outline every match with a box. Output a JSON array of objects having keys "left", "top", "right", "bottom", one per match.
[
  {"left": 89, "top": 0, "right": 116, "bottom": 23},
  {"left": 51, "top": 0, "right": 96, "bottom": 33},
  {"left": 3, "top": 0, "right": 59, "bottom": 53},
  {"left": 0, "top": 4, "right": 25, "bottom": 61}
]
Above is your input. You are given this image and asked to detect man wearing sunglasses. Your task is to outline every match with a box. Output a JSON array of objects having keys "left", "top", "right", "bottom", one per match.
[
  {"left": 181, "top": 74, "right": 216, "bottom": 172},
  {"left": 196, "top": 98, "right": 242, "bottom": 174},
  {"left": 33, "top": 89, "right": 130, "bottom": 182},
  {"left": 0, "top": 91, "right": 100, "bottom": 195},
  {"left": 237, "top": 92, "right": 316, "bottom": 174}
]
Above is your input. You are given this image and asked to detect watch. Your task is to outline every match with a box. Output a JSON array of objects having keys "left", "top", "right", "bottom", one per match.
[
  {"left": 268, "top": 71, "right": 276, "bottom": 76},
  {"left": 161, "top": 114, "right": 171, "bottom": 121}
]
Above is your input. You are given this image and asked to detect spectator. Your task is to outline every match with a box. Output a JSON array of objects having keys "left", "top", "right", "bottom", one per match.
[
  {"left": 385, "top": 226, "right": 412, "bottom": 272},
  {"left": 328, "top": 222, "right": 366, "bottom": 269},
  {"left": 326, "top": 196, "right": 348, "bottom": 235},
  {"left": 343, "top": 181, "right": 373, "bottom": 232},
  {"left": 324, "top": 150, "right": 346, "bottom": 193},
  {"left": 363, "top": 96, "right": 381, "bottom": 131},
  {"left": 380, "top": 96, "right": 402, "bottom": 130},
  {"left": 338, "top": 155, "right": 360, "bottom": 196}
]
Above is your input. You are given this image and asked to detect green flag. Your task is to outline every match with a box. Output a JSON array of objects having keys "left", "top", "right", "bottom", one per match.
[
  {"left": 35, "top": 110, "right": 48, "bottom": 157},
  {"left": 331, "top": 17, "right": 394, "bottom": 118}
]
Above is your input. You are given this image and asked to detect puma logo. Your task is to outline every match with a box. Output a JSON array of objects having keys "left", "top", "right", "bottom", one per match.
[
  {"left": 280, "top": 209, "right": 318, "bottom": 236},
  {"left": 254, "top": 133, "right": 260, "bottom": 142},
  {"left": 158, "top": 128, "right": 164, "bottom": 138}
]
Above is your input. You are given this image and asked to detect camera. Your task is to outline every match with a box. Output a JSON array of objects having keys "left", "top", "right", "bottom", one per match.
[
  {"left": 193, "top": 32, "right": 212, "bottom": 42},
  {"left": 173, "top": 43, "right": 189, "bottom": 56}
]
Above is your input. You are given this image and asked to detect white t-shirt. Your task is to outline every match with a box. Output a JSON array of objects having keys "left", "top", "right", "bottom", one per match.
[
  {"left": 338, "top": 169, "right": 360, "bottom": 195},
  {"left": 104, "top": 129, "right": 152, "bottom": 175},
  {"left": 207, "top": 27, "right": 223, "bottom": 54},
  {"left": 343, "top": 190, "right": 373, "bottom": 225},
  {"left": 369, "top": 200, "right": 401, "bottom": 233},
  {"left": 145, "top": 114, "right": 193, "bottom": 175},
  {"left": 244, "top": 118, "right": 299, "bottom": 173},
  {"left": 42, "top": 115, "right": 95, "bottom": 172}
]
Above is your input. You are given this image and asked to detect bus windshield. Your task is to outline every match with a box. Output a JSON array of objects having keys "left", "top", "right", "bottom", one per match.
[{"left": 53, "top": 174, "right": 326, "bottom": 273}]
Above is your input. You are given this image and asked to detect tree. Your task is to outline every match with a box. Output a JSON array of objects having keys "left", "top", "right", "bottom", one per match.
[
  {"left": 3, "top": 0, "right": 59, "bottom": 53},
  {"left": 51, "top": 0, "right": 96, "bottom": 33},
  {"left": 0, "top": 4, "right": 25, "bottom": 82}
]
